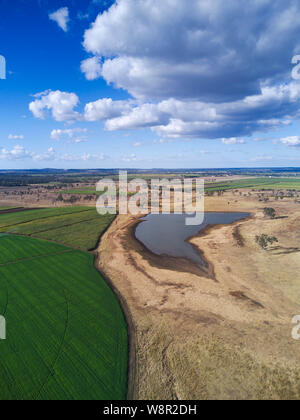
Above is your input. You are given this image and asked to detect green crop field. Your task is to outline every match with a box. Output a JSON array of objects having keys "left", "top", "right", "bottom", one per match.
[
  {"left": 206, "top": 177, "right": 300, "bottom": 192},
  {"left": 0, "top": 207, "right": 92, "bottom": 230},
  {"left": 59, "top": 187, "right": 135, "bottom": 197},
  {"left": 59, "top": 177, "right": 300, "bottom": 195},
  {"left": 0, "top": 207, "right": 115, "bottom": 251},
  {"left": 0, "top": 235, "right": 128, "bottom": 400},
  {"left": 0, "top": 234, "right": 68, "bottom": 265}
]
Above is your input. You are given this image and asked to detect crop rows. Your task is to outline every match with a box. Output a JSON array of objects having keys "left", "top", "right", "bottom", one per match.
[{"left": 0, "top": 235, "right": 128, "bottom": 400}]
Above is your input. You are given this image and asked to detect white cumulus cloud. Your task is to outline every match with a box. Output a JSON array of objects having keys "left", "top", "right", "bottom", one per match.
[
  {"left": 29, "top": 82, "right": 300, "bottom": 140},
  {"left": 280, "top": 136, "right": 300, "bottom": 147},
  {"left": 105, "top": 103, "right": 169, "bottom": 131},
  {"left": 0, "top": 145, "right": 31, "bottom": 160},
  {"left": 80, "top": 57, "right": 102, "bottom": 81},
  {"left": 29, "top": 90, "right": 80, "bottom": 122},
  {"left": 82, "top": 0, "right": 300, "bottom": 102},
  {"left": 84, "top": 98, "right": 131, "bottom": 121},
  {"left": 49, "top": 7, "right": 70, "bottom": 32},
  {"left": 69, "top": 0, "right": 300, "bottom": 140},
  {"left": 0, "top": 145, "right": 108, "bottom": 163},
  {"left": 50, "top": 128, "right": 87, "bottom": 140},
  {"left": 33, "top": 147, "right": 56, "bottom": 162}
]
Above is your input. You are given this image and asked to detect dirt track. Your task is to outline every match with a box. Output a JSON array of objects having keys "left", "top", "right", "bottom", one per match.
[{"left": 98, "top": 192, "right": 300, "bottom": 399}]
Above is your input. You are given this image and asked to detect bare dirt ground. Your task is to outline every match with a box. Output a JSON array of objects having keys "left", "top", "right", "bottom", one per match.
[
  {"left": 97, "top": 192, "right": 300, "bottom": 400},
  {"left": 0, "top": 186, "right": 97, "bottom": 208}
]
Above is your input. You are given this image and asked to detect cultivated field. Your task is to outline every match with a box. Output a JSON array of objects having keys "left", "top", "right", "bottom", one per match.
[
  {"left": 206, "top": 177, "right": 300, "bottom": 192},
  {"left": 58, "top": 177, "right": 300, "bottom": 203},
  {"left": 0, "top": 207, "right": 115, "bottom": 250},
  {"left": 0, "top": 234, "right": 128, "bottom": 400}
]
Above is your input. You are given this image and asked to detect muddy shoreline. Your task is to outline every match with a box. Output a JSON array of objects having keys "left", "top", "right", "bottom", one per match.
[
  {"left": 189, "top": 212, "right": 254, "bottom": 240},
  {"left": 131, "top": 212, "right": 253, "bottom": 281},
  {"left": 131, "top": 217, "right": 215, "bottom": 279}
]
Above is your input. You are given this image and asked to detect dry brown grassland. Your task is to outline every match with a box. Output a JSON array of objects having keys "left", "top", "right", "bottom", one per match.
[{"left": 97, "top": 190, "right": 300, "bottom": 400}]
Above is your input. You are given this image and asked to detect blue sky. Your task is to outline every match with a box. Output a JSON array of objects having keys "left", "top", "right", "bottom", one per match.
[{"left": 1, "top": 0, "right": 300, "bottom": 169}]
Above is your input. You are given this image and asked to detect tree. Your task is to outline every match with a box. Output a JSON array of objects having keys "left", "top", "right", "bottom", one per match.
[
  {"left": 263, "top": 207, "right": 276, "bottom": 219},
  {"left": 68, "top": 195, "right": 79, "bottom": 204},
  {"left": 255, "top": 234, "right": 278, "bottom": 252}
]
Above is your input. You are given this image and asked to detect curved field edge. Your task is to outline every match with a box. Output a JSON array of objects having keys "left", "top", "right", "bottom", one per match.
[
  {"left": 0, "top": 235, "right": 128, "bottom": 400},
  {"left": 0, "top": 207, "right": 115, "bottom": 251},
  {"left": 94, "top": 254, "right": 137, "bottom": 401}
]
